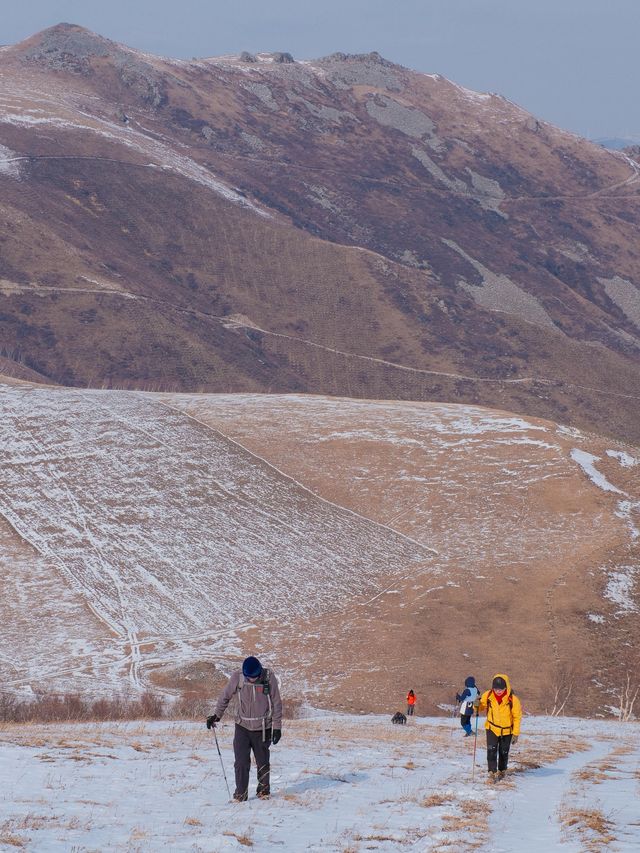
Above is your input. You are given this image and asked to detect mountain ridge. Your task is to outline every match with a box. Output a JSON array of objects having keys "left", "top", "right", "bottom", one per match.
[{"left": 0, "top": 24, "right": 639, "bottom": 442}]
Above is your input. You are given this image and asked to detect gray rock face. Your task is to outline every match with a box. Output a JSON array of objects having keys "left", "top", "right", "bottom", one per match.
[
  {"left": 318, "top": 53, "right": 402, "bottom": 91},
  {"left": 242, "top": 82, "right": 279, "bottom": 112},
  {"left": 22, "top": 23, "right": 113, "bottom": 72},
  {"left": 22, "top": 24, "right": 168, "bottom": 108},
  {"left": 599, "top": 276, "right": 640, "bottom": 330},
  {"left": 117, "top": 57, "right": 167, "bottom": 108},
  {"left": 366, "top": 95, "right": 437, "bottom": 140}
]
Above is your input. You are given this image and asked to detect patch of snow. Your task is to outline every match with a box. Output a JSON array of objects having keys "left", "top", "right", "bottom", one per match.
[
  {"left": 0, "top": 143, "right": 22, "bottom": 179},
  {"left": 615, "top": 500, "right": 640, "bottom": 540},
  {"left": 607, "top": 449, "right": 639, "bottom": 467},
  {"left": 0, "top": 109, "right": 270, "bottom": 217},
  {"left": 604, "top": 566, "right": 638, "bottom": 613},
  {"left": 570, "top": 449, "right": 626, "bottom": 495},
  {"left": 587, "top": 613, "right": 605, "bottom": 624}
]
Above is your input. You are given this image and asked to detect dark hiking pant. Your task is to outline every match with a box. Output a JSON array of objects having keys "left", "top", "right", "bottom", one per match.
[
  {"left": 407, "top": 704, "right": 415, "bottom": 716},
  {"left": 486, "top": 730, "right": 512, "bottom": 772},
  {"left": 233, "top": 724, "right": 271, "bottom": 799},
  {"left": 460, "top": 713, "right": 472, "bottom": 734}
]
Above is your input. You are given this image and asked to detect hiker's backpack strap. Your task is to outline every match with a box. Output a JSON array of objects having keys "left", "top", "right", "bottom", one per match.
[{"left": 262, "top": 668, "right": 273, "bottom": 720}]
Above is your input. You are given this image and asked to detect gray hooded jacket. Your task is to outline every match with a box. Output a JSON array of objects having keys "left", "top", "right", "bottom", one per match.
[{"left": 214, "top": 668, "right": 283, "bottom": 736}]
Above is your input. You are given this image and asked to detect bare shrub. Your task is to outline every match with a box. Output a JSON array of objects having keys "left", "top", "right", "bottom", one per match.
[
  {"left": 282, "top": 697, "right": 306, "bottom": 720},
  {"left": 0, "top": 691, "right": 165, "bottom": 723},
  {"left": 0, "top": 689, "right": 302, "bottom": 724},
  {"left": 171, "top": 689, "right": 210, "bottom": 720},
  {"left": 546, "top": 664, "right": 575, "bottom": 716},
  {"left": 616, "top": 672, "right": 639, "bottom": 721}
]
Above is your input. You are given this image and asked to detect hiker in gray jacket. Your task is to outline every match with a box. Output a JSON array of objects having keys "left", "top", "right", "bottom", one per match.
[{"left": 206, "top": 656, "right": 283, "bottom": 801}]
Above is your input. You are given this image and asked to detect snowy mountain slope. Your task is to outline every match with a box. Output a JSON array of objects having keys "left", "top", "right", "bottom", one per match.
[
  {"left": 0, "top": 715, "right": 638, "bottom": 851},
  {"left": 0, "top": 385, "right": 431, "bottom": 695}
]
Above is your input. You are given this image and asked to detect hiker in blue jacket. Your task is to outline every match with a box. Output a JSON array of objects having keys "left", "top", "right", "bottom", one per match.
[{"left": 456, "top": 676, "right": 480, "bottom": 736}]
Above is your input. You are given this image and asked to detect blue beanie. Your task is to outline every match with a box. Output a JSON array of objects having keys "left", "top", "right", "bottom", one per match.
[
  {"left": 464, "top": 676, "right": 476, "bottom": 687},
  {"left": 242, "top": 656, "right": 263, "bottom": 678}
]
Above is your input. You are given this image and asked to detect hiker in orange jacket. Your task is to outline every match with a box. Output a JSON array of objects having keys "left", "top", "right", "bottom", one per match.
[
  {"left": 406, "top": 689, "right": 416, "bottom": 716},
  {"left": 475, "top": 673, "right": 522, "bottom": 781}
]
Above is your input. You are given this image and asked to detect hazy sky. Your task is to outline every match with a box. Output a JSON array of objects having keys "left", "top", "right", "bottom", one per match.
[{"left": 4, "top": 0, "right": 638, "bottom": 139}]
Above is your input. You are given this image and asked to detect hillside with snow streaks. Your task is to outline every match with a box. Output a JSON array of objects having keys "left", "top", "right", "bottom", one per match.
[
  {"left": 165, "top": 393, "right": 640, "bottom": 715},
  {"left": 1, "top": 385, "right": 637, "bottom": 711},
  {"left": 0, "top": 385, "right": 430, "bottom": 693}
]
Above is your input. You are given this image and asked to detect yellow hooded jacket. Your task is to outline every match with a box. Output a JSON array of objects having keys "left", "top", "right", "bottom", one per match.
[{"left": 478, "top": 673, "right": 522, "bottom": 737}]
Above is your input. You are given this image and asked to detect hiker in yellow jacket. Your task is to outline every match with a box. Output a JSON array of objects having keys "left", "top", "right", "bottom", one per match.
[{"left": 474, "top": 673, "right": 522, "bottom": 781}]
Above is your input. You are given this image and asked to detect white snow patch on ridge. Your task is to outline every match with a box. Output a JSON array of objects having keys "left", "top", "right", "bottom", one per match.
[
  {"left": 604, "top": 566, "right": 638, "bottom": 613},
  {"left": 570, "top": 449, "right": 626, "bottom": 495},
  {"left": 615, "top": 500, "right": 640, "bottom": 540},
  {"left": 0, "top": 108, "right": 269, "bottom": 216},
  {"left": 0, "top": 143, "right": 21, "bottom": 178},
  {"left": 607, "top": 449, "right": 639, "bottom": 467}
]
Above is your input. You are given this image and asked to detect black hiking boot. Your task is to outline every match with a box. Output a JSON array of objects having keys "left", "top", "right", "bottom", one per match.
[
  {"left": 256, "top": 787, "right": 270, "bottom": 800},
  {"left": 233, "top": 792, "right": 248, "bottom": 803}
]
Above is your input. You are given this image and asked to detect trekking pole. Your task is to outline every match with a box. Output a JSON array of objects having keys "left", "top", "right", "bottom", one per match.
[
  {"left": 211, "top": 725, "right": 232, "bottom": 800},
  {"left": 449, "top": 695, "right": 458, "bottom": 738},
  {"left": 471, "top": 706, "right": 480, "bottom": 781}
]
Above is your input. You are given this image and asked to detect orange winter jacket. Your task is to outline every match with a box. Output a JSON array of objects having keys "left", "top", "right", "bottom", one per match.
[
  {"left": 478, "top": 673, "right": 522, "bottom": 737},
  {"left": 407, "top": 692, "right": 416, "bottom": 706}
]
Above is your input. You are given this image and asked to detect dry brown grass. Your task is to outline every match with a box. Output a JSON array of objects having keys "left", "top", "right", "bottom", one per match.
[
  {"left": 0, "top": 690, "right": 305, "bottom": 724},
  {"left": 560, "top": 807, "right": 616, "bottom": 849},
  {"left": 422, "top": 792, "right": 455, "bottom": 808},
  {"left": 223, "top": 829, "right": 254, "bottom": 847},
  {"left": 437, "top": 798, "right": 490, "bottom": 849},
  {"left": 280, "top": 792, "right": 304, "bottom": 804},
  {"left": 0, "top": 835, "right": 27, "bottom": 848},
  {"left": 184, "top": 816, "right": 203, "bottom": 827}
]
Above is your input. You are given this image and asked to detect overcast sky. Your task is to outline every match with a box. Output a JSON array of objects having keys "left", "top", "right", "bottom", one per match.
[{"left": 4, "top": 0, "right": 638, "bottom": 139}]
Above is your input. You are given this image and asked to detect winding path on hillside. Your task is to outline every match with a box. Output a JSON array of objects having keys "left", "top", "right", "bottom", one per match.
[{"left": 487, "top": 728, "right": 640, "bottom": 851}]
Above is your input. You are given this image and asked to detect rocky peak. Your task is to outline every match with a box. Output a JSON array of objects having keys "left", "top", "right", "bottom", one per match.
[
  {"left": 320, "top": 51, "right": 399, "bottom": 68},
  {"left": 18, "top": 23, "right": 117, "bottom": 71},
  {"left": 11, "top": 22, "right": 168, "bottom": 108}
]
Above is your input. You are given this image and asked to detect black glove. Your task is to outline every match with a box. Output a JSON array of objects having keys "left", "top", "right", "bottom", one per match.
[
  {"left": 455, "top": 694, "right": 461, "bottom": 703},
  {"left": 206, "top": 714, "right": 220, "bottom": 730},
  {"left": 511, "top": 735, "right": 519, "bottom": 746},
  {"left": 271, "top": 729, "right": 281, "bottom": 745}
]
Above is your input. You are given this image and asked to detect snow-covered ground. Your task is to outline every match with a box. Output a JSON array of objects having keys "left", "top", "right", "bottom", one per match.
[{"left": 1, "top": 714, "right": 638, "bottom": 851}]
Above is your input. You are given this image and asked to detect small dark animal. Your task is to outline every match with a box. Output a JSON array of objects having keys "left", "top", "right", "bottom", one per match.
[{"left": 391, "top": 711, "right": 407, "bottom": 725}]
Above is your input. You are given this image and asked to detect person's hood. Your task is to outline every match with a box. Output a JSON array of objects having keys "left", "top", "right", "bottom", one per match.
[
  {"left": 492, "top": 672, "right": 512, "bottom": 695},
  {"left": 464, "top": 676, "right": 476, "bottom": 688}
]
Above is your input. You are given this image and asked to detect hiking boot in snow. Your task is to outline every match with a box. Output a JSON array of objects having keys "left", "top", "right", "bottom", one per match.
[
  {"left": 233, "top": 792, "right": 248, "bottom": 803},
  {"left": 256, "top": 786, "right": 270, "bottom": 799},
  {"left": 487, "top": 771, "right": 498, "bottom": 784},
  {"left": 497, "top": 770, "right": 507, "bottom": 780}
]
